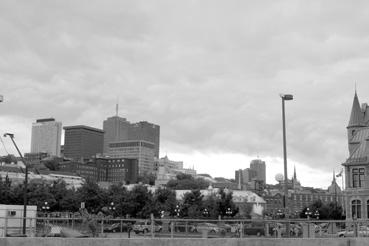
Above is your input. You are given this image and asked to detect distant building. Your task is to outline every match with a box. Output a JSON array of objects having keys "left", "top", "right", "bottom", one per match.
[
  {"left": 59, "top": 157, "right": 138, "bottom": 184},
  {"left": 24, "top": 152, "right": 49, "bottom": 165},
  {"left": 263, "top": 171, "right": 344, "bottom": 217},
  {"left": 103, "top": 116, "right": 160, "bottom": 157},
  {"left": 235, "top": 168, "right": 257, "bottom": 190},
  {"left": 63, "top": 125, "right": 104, "bottom": 161},
  {"left": 107, "top": 140, "right": 155, "bottom": 175},
  {"left": 30, "top": 118, "right": 62, "bottom": 157},
  {"left": 250, "top": 159, "right": 266, "bottom": 185},
  {"left": 154, "top": 155, "right": 197, "bottom": 186}
]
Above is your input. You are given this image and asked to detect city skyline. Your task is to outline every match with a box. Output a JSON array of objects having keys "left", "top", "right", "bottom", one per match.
[{"left": 2, "top": 1, "right": 369, "bottom": 188}]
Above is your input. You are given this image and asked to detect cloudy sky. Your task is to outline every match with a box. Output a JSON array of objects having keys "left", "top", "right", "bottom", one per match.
[{"left": 1, "top": 1, "right": 369, "bottom": 188}]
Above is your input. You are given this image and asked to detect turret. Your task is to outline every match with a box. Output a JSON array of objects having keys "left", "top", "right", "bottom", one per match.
[{"left": 347, "top": 91, "right": 365, "bottom": 154}]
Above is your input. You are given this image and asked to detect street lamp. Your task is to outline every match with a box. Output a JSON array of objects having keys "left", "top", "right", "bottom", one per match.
[
  {"left": 276, "top": 209, "right": 284, "bottom": 219},
  {"left": 314, "top": 210, "right": 320, "bottom": 220},
  {"left": 174, "top": 204, "right": 181, "bottom": 217},
  {"left": 280, "top": 94, "right": 293, "bottom": 217},
  {"left": 226, "top": 207, "right": 232, "bottom": 217},
  {"left": 3, "top": 133, "right": 28, "bottom": 235},
  {"left": 42, "top": 202, "right": 50, "bottom": 216},
  {"left": 305, "top": 208, "right": 312, "bottom": 219},
  {"left": 108, "top": 202, "right": 116, "bottom": 216},
  {"left": 202, "top": 208, "right": 209, "bottom": 217}
]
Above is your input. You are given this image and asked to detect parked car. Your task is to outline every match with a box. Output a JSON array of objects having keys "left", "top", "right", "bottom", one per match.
[
  {"left": 337, "top": 226, "right": 369, "bottom": 237},
  {"left": 168, "top": 221, "right": 194, "bottom": 232},
  {"left": 132, "top": 221, "right": 162, "bottom": 234},
  {"left": 103, "top": 222, "right": 132, "bottom": 233},
  {"left": 191, "top": 223, "right": 224, "bottom": 233}
]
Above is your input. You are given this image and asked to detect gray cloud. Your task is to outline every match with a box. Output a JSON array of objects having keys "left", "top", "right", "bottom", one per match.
[{"left": 0, "top": 1, "right": 368, "bottom": 185}]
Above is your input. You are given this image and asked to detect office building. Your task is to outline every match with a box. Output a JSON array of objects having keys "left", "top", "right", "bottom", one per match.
[
  {"left": 103, "top": 116, "right": 160, "bottom": 157},
  {"left": 59, "top": 157, "right": 138, "bottom": 184},
  {"left": 107, "top": 140, "right": 155, "bottom": 175},
  {"left": 30, "top": 118, "right": 62, "bottom": 156},
  {"left": 63, "top": 125, "right": 104, "bottom": 161}
]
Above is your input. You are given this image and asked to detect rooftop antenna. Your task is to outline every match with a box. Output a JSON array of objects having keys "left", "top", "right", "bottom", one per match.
[{"left": 115, "top": 97, "right": 119, "bottom": 117}]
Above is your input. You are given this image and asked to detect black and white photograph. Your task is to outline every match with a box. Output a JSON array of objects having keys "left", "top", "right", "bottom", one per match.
[{"left": 0, "top": 1, "right": 369, "bottom": 245}]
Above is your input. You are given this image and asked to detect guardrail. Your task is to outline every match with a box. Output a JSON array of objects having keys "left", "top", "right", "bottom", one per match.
[{"left": 1, "top": 217, "right": 369, "bottom": 239}]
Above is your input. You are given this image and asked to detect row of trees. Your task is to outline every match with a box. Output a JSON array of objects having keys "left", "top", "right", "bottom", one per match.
[{"left": 0, "top": 175, "right": 237, "bottom": 219}]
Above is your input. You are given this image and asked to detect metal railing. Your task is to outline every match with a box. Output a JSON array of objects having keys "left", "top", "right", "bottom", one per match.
[{"left": 1, "top": 217, "right": 369, "bottom": 239}]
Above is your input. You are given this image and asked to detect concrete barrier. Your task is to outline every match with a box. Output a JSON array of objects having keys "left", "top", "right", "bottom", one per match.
[{"left": 0, "top": 237, "right": 366, "bottom": 246}]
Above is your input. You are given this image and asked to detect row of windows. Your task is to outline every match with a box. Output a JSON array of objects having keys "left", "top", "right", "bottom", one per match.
[
  {"left": 351, "top": 199, "right": 369, "bottom": 219},
  {"left": 109, "top": 141, "right": 154, "bottom": 149}
]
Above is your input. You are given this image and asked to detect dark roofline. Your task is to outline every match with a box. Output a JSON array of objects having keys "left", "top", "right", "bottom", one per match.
[
  {"left": 63, "top": 125, "right": 104, "bottom": 133},
  {"left": 36, "top": 118, "right": 55, "bottom": 123}
]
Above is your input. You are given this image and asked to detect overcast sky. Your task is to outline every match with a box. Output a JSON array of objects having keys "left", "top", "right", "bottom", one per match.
[{"left": 1, "top": 1, "right": 369, "bottom": 188}]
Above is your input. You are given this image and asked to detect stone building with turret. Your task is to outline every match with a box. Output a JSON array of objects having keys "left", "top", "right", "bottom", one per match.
[{"left": 343, "top": 91, "right": 369, "bottom": 219}]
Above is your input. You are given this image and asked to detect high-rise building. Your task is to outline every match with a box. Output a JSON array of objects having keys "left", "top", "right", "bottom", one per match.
[
  {"left": 107, "top": 140, "right": 155, "bottom": 175},
  {"left": 63, "top": 125, "right": 104, "bottom": 161},
  {"left": 250, "top": 159, "right": 266, "bottom": 184},
  {"left": 103, "top": 116, "right": 160, "bottom": 157},
  {"left": 30, "top": 118, "right": 62, "bottom": 156}
]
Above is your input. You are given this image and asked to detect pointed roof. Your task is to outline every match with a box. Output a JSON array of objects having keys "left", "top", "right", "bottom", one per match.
[
  {"left": 293, "top": 165, "right": 297, "bottom": 180},
  {"left": 348, "top": 91, "right": 364, "bottom": 128}
]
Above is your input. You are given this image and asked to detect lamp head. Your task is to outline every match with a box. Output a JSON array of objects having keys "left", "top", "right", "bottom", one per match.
[
  {"left": 3, "top": 133, "right": 14, "bottom": 138},
  {"left": 280, "top": 94, "right": 294, "bottom": 100}
]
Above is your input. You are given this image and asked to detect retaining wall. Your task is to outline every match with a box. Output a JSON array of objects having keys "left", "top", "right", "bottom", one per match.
[{"left": 0, "top": 238, "right": 365, "bottom": 246}]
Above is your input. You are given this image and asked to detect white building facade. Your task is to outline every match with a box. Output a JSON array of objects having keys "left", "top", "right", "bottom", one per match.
[{"left": 30, "top": 118, "right": 62, "bottom": 157}]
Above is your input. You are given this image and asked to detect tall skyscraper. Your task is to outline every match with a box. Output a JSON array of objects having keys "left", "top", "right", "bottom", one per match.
[
  {"left": 63, "top": 125, "right": 104, "bottom": 161},
  {"left": 103, "top": 116, "right": 160, "bottom": 157},
  {"left": 30, "top": 118, "right": 62, "bottom": 156},
  {"left": 250, "top": 159, "right": 266, "bottom": 184}
]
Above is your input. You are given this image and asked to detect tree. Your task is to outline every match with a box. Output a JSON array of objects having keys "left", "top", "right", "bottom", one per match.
[
  {"left": 216, "top": 189, "right": 238, "bottom": 218},
  {"left": 152, "top": 187, "right": 177, "bottom": 217},
  {"left": 300, "top": 199, "right": 344, "bottom": 220},
  {"left": 181, "top": 189, "right": 204, "bottom": 218},
  {"left": 138, "top": 173, "right": 156, "bottom": 185},
  {"left": 121, "top": 185, "right": 154, "bottom": 218},
  {"left": 167, "top": 173, "right": 209, "bottom": 190},
  {"left": 0, "top": 175, "right": 14, "bottom": 204},
  {"left": 76, "top": 179, "right": 108, "bottom": 213},
  {"left": 42, "top": 158, "right": 60, "bottom": 171}
]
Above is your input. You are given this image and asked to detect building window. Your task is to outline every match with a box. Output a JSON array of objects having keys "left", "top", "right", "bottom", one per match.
[
  {"left": 352, "top": 199, "right": 362, "bottom": 219},
  {"left": 352, "top": 168, "right": 365, "bottom": 188}
]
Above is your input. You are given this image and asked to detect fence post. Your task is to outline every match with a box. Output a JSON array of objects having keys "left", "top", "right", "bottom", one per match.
[
  {"left": 4, "top": 214, "right": 8, "bottom": 237},
  {"left": 151, "top": 213, "right": 154, "bottom": 238},
  {"left": 101, "top": 219, "right": 104, "bottom": 236},
  {"left": 171, "top": 221, "right": 174, "bottom": 238},
  {"left": 240, "top": 222, "right": 243, "bottom": 238}
]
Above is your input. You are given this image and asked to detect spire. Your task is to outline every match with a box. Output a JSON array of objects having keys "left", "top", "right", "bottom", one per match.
[
  {"left": 293, "top": 165, "right": 297, "bottom": 180},
  {"left": 348, "top": 91, "right": 364, "bottom": 128},
  {"left": 333, "top": 170, "right": 336, "bottom": 182}
]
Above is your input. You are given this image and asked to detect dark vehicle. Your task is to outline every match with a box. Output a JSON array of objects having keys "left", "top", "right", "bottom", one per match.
[
  {"left": 168, "top": 221, "right": 195, "bottom": 232},
  {"left": 132, "top": 221, "right": 162, "bottom": 234},
  {"left": 242, "top": 222, "right": 267, "bottom": 236},
  {"left": 191, "top": 223, "right": 225, "bottom": 233},
  {"left": 103, "top": 222, "right": 132, "bottom": 233}
]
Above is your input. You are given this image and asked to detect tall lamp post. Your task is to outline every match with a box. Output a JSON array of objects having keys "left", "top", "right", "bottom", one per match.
[
  {"left": 280, "top": 94, "right": 293, "bottom": 212},
  {"left": 3, "top": 133, "right": 28, "bottom": 235},
  {"left": 280, "top": 94, "right": 293, "bottom": 238}
]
